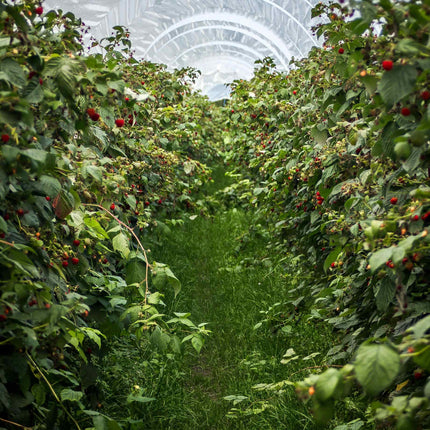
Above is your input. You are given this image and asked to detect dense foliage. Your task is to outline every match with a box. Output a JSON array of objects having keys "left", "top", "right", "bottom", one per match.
[
  {"left": 0, "top": 1, "right": 222, "bottom": 428},
  {"left": 3, "top": 0, "right": 430, "bottom": 428},
  {"left": 221, "top": 0, "right": 430, "bottom": 427}
]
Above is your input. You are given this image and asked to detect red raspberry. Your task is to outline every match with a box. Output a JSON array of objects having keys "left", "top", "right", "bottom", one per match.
[
  {"left": 421, "top": 90, "right": 430, "bottom": 101},
  {"left": 390, "top": 197, "right": 398, "bottom": 204},
  {"left": 401, "top": 107, "right": 411, "bottom": 116},
  {"left": 338, "top": 47, "right": 344, "bottom": 54},
  {"left": 382, "top": 60, "right": 393, "bottom": 71}
]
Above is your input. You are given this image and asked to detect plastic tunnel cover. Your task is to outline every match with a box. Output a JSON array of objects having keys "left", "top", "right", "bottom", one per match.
[{"left": 43, "top": 0, "right": 325, "bottom": 100}]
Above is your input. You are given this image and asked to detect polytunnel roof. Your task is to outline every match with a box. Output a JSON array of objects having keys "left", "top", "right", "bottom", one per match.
[{"left": 44, "top": 0, "right": 324, "bottom": 100}]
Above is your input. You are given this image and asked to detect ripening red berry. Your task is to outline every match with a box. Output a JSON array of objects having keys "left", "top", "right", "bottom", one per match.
[
  {"left": 421, "top": 90, "right": 430, "bottom": 101},
  {"left": 414, "top": 370, "right": 424, "bottom": 380},
  {"left": 401, "top": 107, "right": 411, "bottom": 116},
  {"left": 125, "top": 97, "right": 129, "bottom": 102},
  {"left": 39, "top": 78, "right": 43, "bottom": 85},
  {"left": 71, "top": 257, "right": 79, "bottom": 265},
  {"left": 62, "top": 260, "right": 69, "bottom": 267},
  {"left": 115, "top": 118, "right": 125, "bottom": 127},
  {"left": 102, "top": 257, "right": 108, "bottom": 264},
  {"left": 390, "top": 197, "right": 398, "bottom": 204},
  {"left": 17, "top": 208, "right": 24, "bottom": 217},
  {"left": 45, "top": 196, "right": 51, "bottom": 201},
  {"left": 45, "top": 303, "right": 51, "bottom": 309},
  {"left": 231, "top": 109, "right": 235, "bottom": 113},
  {"left": 293, "top": 90, "right": 297, "bottom": 95},
  {"left": 35, "top": 6, "right": 43, "bottom": 15},
  {"left": 338, "top": 47, "right": 344, "bottom": 54},
  {"left": 1, "top": 134, "right": 10, "bottom": 143},
  {"left": 0, "top": 314, "right": 6, "bottom": 322},
  {"left": 110, "top": 203, "right": 116, "bottom": 210},
  {"left": 73, "top": 239, "right": 80, "bottom": 246},
  {"left": 87, "top": 108, "right": 96, "bottom": 116},
  {"left": 382, "top": 60, "right": 393, "bottom": 71},
  {"left": 412, "top": 214, "right": 420, "bottom": 221}
]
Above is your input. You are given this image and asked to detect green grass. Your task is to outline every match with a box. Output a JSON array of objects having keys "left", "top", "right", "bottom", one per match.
[{"left": 148, "top": 205, "right": 338, "bottom": 429}]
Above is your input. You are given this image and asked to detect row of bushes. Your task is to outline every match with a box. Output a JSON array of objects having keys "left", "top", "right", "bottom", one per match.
[
  {"left": 221, "top": 0, "right": 430, "bottom": 427},
  {"left": 0, "top": 2, "right": 223, "bottom": 428}
]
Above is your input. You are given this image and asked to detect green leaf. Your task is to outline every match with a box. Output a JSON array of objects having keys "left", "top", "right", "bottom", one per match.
[
  {"left": 396, "top": 38, "right": 430, "bottom": 56},
  {"left": 369, "top": 247, "right": 393, "bottom": 273},
  {"left": 112, "top": 233, "right": 130, "bottom": 258},
  {"left": 92, "top": 415, "right": 122, "bottom": 430},
  {"left": 22, "top": 148, "right": 47, "bottom": 163},
  {"left": 60, "top": 388, "right": 84, "bottom": 402},
  {"left": 152, "top": 262, "right": 181, "bottom": 297},
  {"left": 126, "top": 394, "right": 156, "bottom": 404},
  {"left": 324, "top": 247, "right": 342, "bottom": 272},
  {"left": 23, "top": 80, "right": 44, "bottom": 103},
  {"left": 410, "top": 315, "right": 430, "bottom": 339},
  {"left": 354, "top": 343, "right": 400, "bottom": 396},
  {"left": 3, "top": 248, "right": 39, "bottom": 278},
  {"left": 37, "top": 175, "right": 62, "bottom": 197},
  {"left": 84, "top": 217, "right": 110, "bottom": 239},
  {"left": 45, "top": 56, "right": 84, "bottom": 99},
  {"left": 0, "top": 216, "right": 8, "bottom": 233},
  {"left": 85, "top": 165, "right": 103, "bottom": 182},
  {"left": 125, "top": 259, "right": 147, "bottom": 285},
  {"left": 0, "top": 58, "right": 26, "bottom": 88},
  {"left": 378, "top": 65, "right": 417, "bottom": 107},
  {"left": 374, "top": 278, "right": 396, "bottom": 312},
  {"left": 315, "top": 368, "right": 342, "bottom": 402},
  {"left": 150, "top": 327, "right": 170, "bottom": 352},
  {"left": 191, "top": 335, "right": 204, "bottom": 353}
]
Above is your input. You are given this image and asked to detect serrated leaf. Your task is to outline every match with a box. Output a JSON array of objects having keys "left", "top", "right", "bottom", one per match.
[
  {"left": 369, "top": 247, "right": 393, "bottom": 272},
  {"left": 60, "top": 388, "right": 83, "bottom": 402},
  {"left": 24, "top": 80, "right": 44, "bottom": 103},
  {"left": 374, "top": 278, "right": 396, "bottom": 312},
  {"left": 45, "top": 56, "right": 83, "bottom": 99},
  {"left": 37, "top": 175, "right": 61, "bottom": 197},
  {"left": 378, "top": 65, "right": 417, "bottom": 107},
  {"left": 354, "top": 343, "right": 400, "bottom": 396},
  {"left": 0, "top": 58, "right": 26, "bottom": 88},
  {"left": 112, "top": 233, "right": 130, "bottom": 258}
]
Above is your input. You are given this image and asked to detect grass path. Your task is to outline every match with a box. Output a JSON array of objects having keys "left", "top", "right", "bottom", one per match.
[{"left": 150, "top": 186, "right": 336, "bottom": 428}]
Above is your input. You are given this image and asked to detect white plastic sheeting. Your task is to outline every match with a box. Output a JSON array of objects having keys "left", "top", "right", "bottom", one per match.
[{"left": 44, "top": 0, "right": 324, "bottom": 99}]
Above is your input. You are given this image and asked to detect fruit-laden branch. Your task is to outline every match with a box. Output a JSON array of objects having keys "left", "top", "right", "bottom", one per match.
[{"left": 82, "top": 203, "right": 151, "bottom": 305}]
